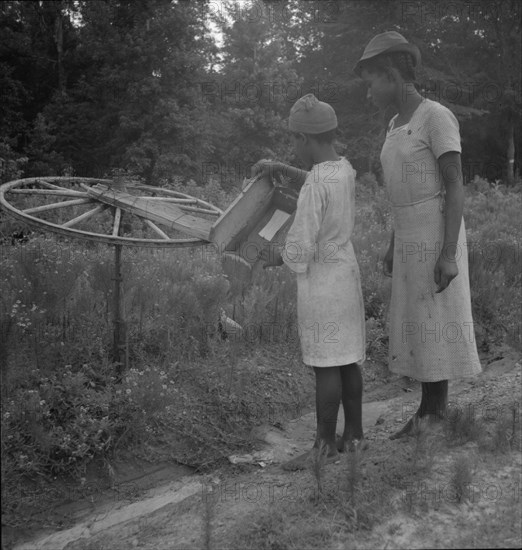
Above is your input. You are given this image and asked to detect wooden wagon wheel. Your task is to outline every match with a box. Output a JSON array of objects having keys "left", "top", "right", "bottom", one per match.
[
  {"left": 0, "top": 176, "right": 223, "bottom": 247},
  {"left": 0, "top": 175, "right": 226, "bottom": 376}
]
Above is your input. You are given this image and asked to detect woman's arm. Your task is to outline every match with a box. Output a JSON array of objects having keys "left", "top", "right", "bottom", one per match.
[
  {"left": 434, "top": 151, "right": 463, "bottom": 292},
  {"left": 383, "top": 230, "right": 394, "bottom": 277}
]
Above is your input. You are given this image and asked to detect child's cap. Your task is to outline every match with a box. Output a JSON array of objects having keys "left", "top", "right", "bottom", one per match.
[
  {"left": 288, "top": 93, "right": 337, "bottom": 134},
  {"left": 353, "top": 31, "right": 421, "bottom": 76}
]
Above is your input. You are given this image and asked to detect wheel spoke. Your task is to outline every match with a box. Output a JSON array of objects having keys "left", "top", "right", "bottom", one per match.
[
  {"left": 23, "top": 198, "right": 94, "bottom": 214},
  {"left": 143, "top": 219, "right": 171, "bottom": 239},
  {"left": 62, "top": 204, "right": 107, "bottom": 228},
  {"left": 36, "top": 179, "right": 73, "bottom": 191},
  {"left": 112, "top": 208, "right": 122, "bottom": 236}
]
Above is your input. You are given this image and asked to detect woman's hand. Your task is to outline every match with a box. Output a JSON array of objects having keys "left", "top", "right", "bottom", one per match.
[
  {"left": 383, "top": 246, "right": 393, "bottom": 278},
  {"left": 434, "top": 254, "right": 458, "bottom": 293},
  {"left": 258, "top": 244, "right": 284, "bottom": 268}
]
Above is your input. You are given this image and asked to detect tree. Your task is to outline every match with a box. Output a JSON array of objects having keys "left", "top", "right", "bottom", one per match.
[
  {"left": 0, "top": 1, "right": 80, "bottom": 175},
  {"left": 1, "top": 0, "right": 219, "bottom": 183},
  {"left": 205, "top": 0, "right": 301, "bottom": 186},
  {"left": 47, "top": 0, "right": 218, "bottom": 183}
]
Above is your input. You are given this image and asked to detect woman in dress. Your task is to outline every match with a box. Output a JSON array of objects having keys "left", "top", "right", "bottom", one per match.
[{"left": 354, "top": 31, "right": 482, "bottom": 438}]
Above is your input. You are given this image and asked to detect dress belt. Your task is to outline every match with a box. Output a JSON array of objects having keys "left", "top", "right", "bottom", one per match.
[{"left": 391, "top": 191, "right": 443, "bottom": 208}]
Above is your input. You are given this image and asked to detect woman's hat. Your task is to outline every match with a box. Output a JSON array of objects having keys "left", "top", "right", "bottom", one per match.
[
  {"left": 354, "top": 31, "right": 421, "bottom": 75},
  {"left": 288, "top": 93, "right": 337, "bottom": 134}
]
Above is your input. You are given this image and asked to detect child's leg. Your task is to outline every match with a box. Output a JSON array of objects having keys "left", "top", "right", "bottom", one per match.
[
  {"left": 338, "top": 363, "right": 365, "bottom": 451},
  {"left": 390, "top": 379, "right": 448, "bottom": 440},
  {"left": 313, "top": 366, "right": 342, "bottom": 453},
  {"left": 281, "top": 366, "right": 341, "bottom": 471}
]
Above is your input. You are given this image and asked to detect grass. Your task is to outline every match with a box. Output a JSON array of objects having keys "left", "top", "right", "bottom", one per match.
[
  {"left": 411, "top": 416, "right": 438, "bottom": 474},
  {"left": 228, "top": 439, "right": 420, "bottom": 549},
  {"left": 310, "top": 440, "right": 328, "bottom": 503},
  {"left": 451, "top": 455, "right": 474, "bottom": 504},
  {"left": 443, "top": 404, "right": 484, "bottom": 446},
  {"left": 490, "top": 407, "right": 521, "bottom": 453}
]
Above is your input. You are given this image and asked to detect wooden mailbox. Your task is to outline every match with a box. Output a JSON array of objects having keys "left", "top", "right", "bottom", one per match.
[{"left": 209, "top": 177, "right": 298, "bottom": 280}]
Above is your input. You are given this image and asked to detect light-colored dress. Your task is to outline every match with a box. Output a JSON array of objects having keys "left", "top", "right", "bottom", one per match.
[
  {"left": 283, "top": 158, "right": 366, "bottom": 367},
  {"left": 380, "top": 98, "right": 482, "bottom": 381}
]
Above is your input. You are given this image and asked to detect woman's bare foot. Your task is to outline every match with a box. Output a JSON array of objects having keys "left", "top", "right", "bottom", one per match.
[
  {"left": 389, "top": 412, "right": 444, "bottom": 440},
  {"left": 389, "top": 414, "right": 419, "bottom": 440},
  {"left": 336, "top": 436, "right": 369, "bottom": 453},
  {"left": 281, "top": 447, "right": 340, "bottom": 471}
]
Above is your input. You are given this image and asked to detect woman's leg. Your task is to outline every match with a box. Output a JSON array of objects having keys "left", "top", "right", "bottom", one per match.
[
  {"left": 419, "top": 380, "right": 448, "bottom": 418},
  {"left": 390, "top": 379, "right": 448, "bottom": 440}
]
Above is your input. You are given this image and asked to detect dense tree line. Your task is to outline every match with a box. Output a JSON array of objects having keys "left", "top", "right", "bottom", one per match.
[{"left": 0, "top": 0, "right": 520, "bottom": 188}]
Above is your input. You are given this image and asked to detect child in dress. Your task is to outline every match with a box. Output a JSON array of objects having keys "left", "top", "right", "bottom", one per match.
[
  {"left": 256, "top": 94, "right": 366, "bottom": 469},
  {"left": 354, "top": 31, "right": 482, "bottom": 438}
]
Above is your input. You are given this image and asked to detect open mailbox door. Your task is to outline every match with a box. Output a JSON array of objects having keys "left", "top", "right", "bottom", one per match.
[{"left": 210, "top": 176, "right": 298, "bottom": 280}]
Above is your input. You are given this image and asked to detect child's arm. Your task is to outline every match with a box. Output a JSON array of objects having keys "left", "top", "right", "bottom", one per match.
[
  {"left": 435, "top": 151, "right": 463, "bottom": 293},
  {"left": 251, "top": 160, "right": 308, "bottom": 191},
  {"left": 283, "top": 179, "right": 326, "bottom": 274},
  {"left": 280, "top": 164, "right": 309, "bottom": 191}
]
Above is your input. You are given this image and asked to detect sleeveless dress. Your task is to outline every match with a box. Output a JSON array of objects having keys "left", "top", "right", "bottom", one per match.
[{"left": 380, "top": 99, "right": 482, "bottom": 381}]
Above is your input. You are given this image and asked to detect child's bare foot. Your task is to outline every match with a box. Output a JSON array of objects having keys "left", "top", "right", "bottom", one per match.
[
  {"left": 281, "top": 448, "right": 340, "bottom": 471},
  {"left": 336, "top": 436, "right": 369, "bottom": 453}
]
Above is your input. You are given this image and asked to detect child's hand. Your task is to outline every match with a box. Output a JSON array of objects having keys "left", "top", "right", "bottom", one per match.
[
  {"left": 258, "top": 245, "right": 284, "bottom": 268},
  {"left": 251, "top": 159, "right": 282, "bottom": 181},
  {"left": 434, "top": 255, "right": 458, "bottom": 293},
  {"left": 382, "top": 246, "right": 393, "bottom": 278}
]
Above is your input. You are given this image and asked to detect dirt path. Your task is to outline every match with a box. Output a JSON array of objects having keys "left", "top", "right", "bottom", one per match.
[{"left": 11, "top": 345, "right": 522, "bottom": 550}]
